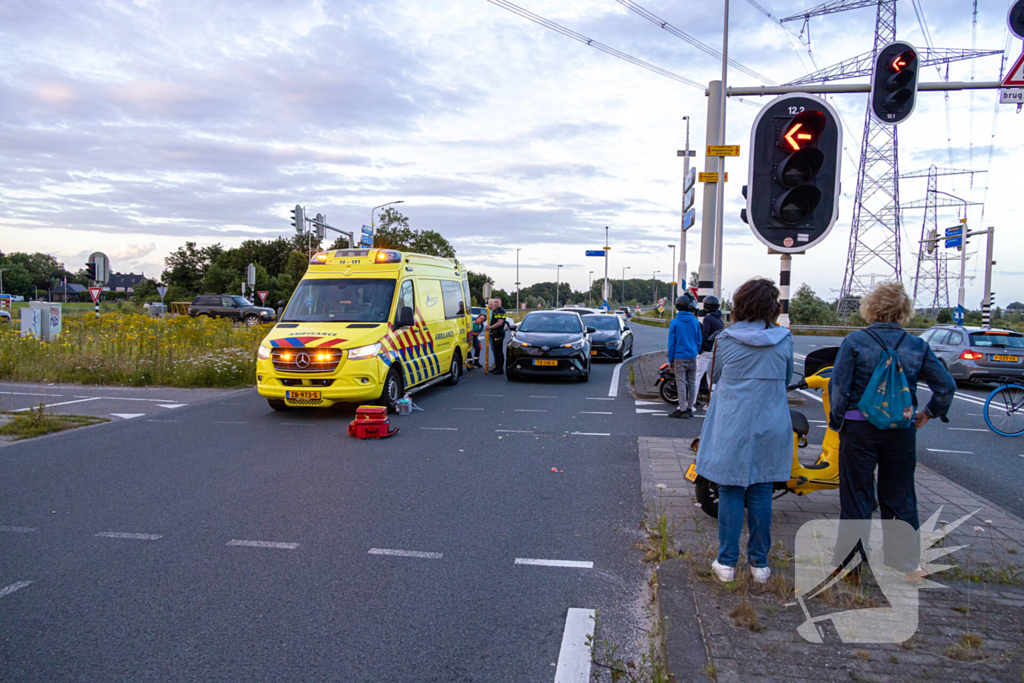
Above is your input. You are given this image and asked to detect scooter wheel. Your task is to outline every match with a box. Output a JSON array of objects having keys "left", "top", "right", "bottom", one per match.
[
  {"left": 694, "top": 475, "right": 719, "bottom": 518},
  {"left": 659, "top": 380, "right": 677, "bottom": 404}
]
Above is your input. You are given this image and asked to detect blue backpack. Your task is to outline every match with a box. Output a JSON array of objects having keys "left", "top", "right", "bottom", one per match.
[{"left": 856, "top": 330, "right": 915, "bottom": 430}]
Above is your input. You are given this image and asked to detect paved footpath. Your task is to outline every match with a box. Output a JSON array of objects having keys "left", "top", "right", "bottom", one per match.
[{"left": 639, "top": 436, "right": 1024, "bottom": 683}]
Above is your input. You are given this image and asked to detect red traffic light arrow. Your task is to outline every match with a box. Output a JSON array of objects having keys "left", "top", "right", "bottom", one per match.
[{"left": 783, "top": 123, "right": 813, "bottom": 151}]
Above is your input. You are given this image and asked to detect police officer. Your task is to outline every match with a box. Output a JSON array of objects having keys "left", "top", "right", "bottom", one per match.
[{"left": 488, "top": 297, "right": 508, "bottom": 375}]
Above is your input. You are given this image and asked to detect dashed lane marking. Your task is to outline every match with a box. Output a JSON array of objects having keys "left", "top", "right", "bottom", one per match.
[
  {"left": 452, "top": 407, "right": 483, "bottom": 411},
  {"left": 476, "top": 394, "right": 503, "bottom": 397},
  {"left": 495, "top": 429, "right": 535, "bottom": 434},
  {"left": 515, "top": 409, "right": 548, "bottom": 413},
  {"left": 515, "top": 558, "right": 593, "bottom": 569},
  {"left": 579, "top": 411, "right": 612, "bottom": 415},
  {"left": 96, "top": 532, "right": 162, "bottom": 540},
  {"left": 420, "top": 427, "right": 458, "bottom": 431},
  {"left": 530, "top": 395, "right": 557, "bottom": 399},
  {"left": 636, "top": 408, "right": 668, "bottom": 415},
  {"left": 226, "top": 540, "right": 300, "bottom": 550},
  {"left": 0, "top": 582, "right": 33, "bottom": 599},
  {"left": 146, "top": 420, "right": 182, "bottom": 423},
  {"left": 798, "top": 389, "right": 823, "bottom": 403},
  {"left": 635, "top": 400, "right": 662, "bottom": 406},
  {"left": 926, "top": 449, "right": 974, "bottom": 454},
  {"left": 569, "top": 432, "right": 610, "bottom": 436},
  {"left": 554, "top": 608, "right": 596, "bottom": 683},
  {"left": 12, "top": 396, "right": 104, "bottom": 412},
  {"left": 368, "top": 548, "right": 443, "bottom": 559},
  {"left": 947, "top": 428, "right": 989, "bottom": 432},
  {"left": 0, "top": 391, "right": 62, "bottom": 397},
  {"left": 0, "top": 526, "right": 35, "bottom": 533},
  {"left": 586, "top": 397, "right": 614, "bottom": 401},
  {"left": 214, "top": 421, "right": 248, "bottom": 424}
]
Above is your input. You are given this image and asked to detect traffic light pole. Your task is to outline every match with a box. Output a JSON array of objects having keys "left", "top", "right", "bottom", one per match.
[
  {"left": 713, "top": 0, "right": 730, "bottom": 301},
  {"left": 982, "top": 228, "right": 995, "bottom": 328},
  {"left": 778, "top": 254, "right": 792, "bottom": 328},
  {"left": 722, "top": 81, "right": 1003, "bottom": 97},
  {"left": 697, "top": 81, "right": 723, "bottom": 313},
  {"left": 919, "top": 225, "right": 994, "bottom": 327}
]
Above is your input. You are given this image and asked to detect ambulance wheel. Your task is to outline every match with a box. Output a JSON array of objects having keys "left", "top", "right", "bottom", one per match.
[
  {"left": 267, "top": 399, "right": 290, "bottom": 411},
  {"left": 444, "top": 350, "right": 462, "bottom": 386},
  {"left": 380, "top": 369, "right": 403, "bottom": 412}
]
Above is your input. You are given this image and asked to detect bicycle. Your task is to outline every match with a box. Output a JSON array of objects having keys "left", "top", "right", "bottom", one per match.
[{"left": 983, "top": 380, "right": 1024, "bottom": 437}]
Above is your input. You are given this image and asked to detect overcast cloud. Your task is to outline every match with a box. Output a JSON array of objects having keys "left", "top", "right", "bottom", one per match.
[{"left": 1, "top": 0, "right": 1020, "bottom": 305}]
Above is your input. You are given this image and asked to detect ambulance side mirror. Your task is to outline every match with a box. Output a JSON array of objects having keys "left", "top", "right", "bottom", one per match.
[{"left": 397, "top": 306, "right": 415, "bottom": 328}]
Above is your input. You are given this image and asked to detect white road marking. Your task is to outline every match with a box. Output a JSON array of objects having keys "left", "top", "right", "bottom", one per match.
[
  {"left": 146, "top": 419, "right": 181, "bottom": 423},
  {"left": 476, "top": 394, "right": 503, "bottom": 397},
  {"left": 12, "top": 396, "right": 104, "bottom": 412},
  {"left": 608, "top": 361, "right": 627, "bottom": 397},
  {"left": 515, "top": 558, "right": 594, "bottom": 569},
  {"left": 0, "top": 391, "right": 62, "bottom": 397},
  {"left": 0, "top": 526, "right": 35, "bottom": 533},
  {"left": 636, "top": 408, "right": 668, "bottom": 414},
  {"left": 452, "top": 407, "right": 483, "bottom": 411},
  {"left": 793, "top": 353, "right": 807, "bottom": 359},
  {"left": 214, "top": 421, "right": 247, "bottom": 424},
  {"left": 111, "top": 413, "right": 146, "bottom": 419},
  {"left": 368, "top": 548, "right": 442, "bottom": 559},
  {"left": 75, "top": 396, "right": 188, "bottom": 403},
  {"left": 798, "top": 389, "right": 823, "bottom": 403},
  {"left": 95, "top": 531, "right": 162, "bottom": 540},
  {"left": 227, "top": 540, "right": 300, "bottom": 550},
  {"left": 515, "top": 409, "right": 547, "bottom": 413},
  {"left": 569, "top": 432, "right": 610, "bottom": 436},
  {"left": 579, "top": 411, "right": 612, "bottom": 415},
  {"left": 158, "top": 404, "right": 186, "bottom": 409},
  {"left": 530, "top": 395, "right": 557, "bottom": 399},
  {"left": 586, "top": 397, "right": 614, "bottom": 401},
  {"left": 0, "top": 581, "right": 33, "bottom": 599},
  {"left": 495, "top": 429, "right": 535, "bottom": 434},
  {"left": 635, "top": 400, "right": 662, "bottom": 405},
  {"left": 420, "top": 427, "right": 458, "bottom": 431},
  {"left": 947, "top": 428, "right": 989, "bottom": 432},
  {"left": 554, "top": 608, "right": 596, "bottom": 683},
  {"left": 926, "top": 449, "right": 974, "bottom": 454}
]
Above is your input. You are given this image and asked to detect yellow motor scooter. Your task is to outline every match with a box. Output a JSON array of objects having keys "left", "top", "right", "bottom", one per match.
[{"left": 686, "top": 347, "right": 841, "bottom": 518}]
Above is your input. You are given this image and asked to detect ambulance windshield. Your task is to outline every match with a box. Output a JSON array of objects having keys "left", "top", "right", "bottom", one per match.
[{"left": 281, "top": 278, "right": 396, "bottom": 323}]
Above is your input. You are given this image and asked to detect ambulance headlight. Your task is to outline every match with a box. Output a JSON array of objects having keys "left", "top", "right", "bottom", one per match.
[
  {"left": 258, "top": 345, "right": 271, "bottom": 360},
  {"left": 347, "top": 343, "right": 381, "bottom": 361}
]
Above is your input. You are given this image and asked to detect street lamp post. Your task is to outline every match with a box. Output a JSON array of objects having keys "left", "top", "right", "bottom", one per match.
[
  {"left": 516, "top": 249, "right": 521, "bottom": 313},
  {"left": 370, "top": 200, "right": 405, "bottom": 247},
  {"left": 652, "top": 271, "right": 660, "bottom": 305},
  {"left": 667, "top": 244, "right": 676, "bottom": 301},
  {"left": 621, "top": 266, "right": 631, "bottom": 307},
  {"left": 556, "top": 265, "right": 563, "bottom": 309},
  {"left": 588, "top": 271, "right": 594, "bottom": 307}
]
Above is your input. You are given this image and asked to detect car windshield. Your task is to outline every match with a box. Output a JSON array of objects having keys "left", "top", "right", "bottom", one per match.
[
  {"left": 232, "top": 296, "right": 253, "bottom": 307},
  {"left": 281, "top": 278, "right": 396, "bottom": 323},
  {"left": 583, "top": 315, "right": 619, "bottom": 330},
  {"left": 969, "top": 332, "right": 1024, "bottom": 348},
  {"left": 518, "top": 313, "right": 583, "bottom": 334}
]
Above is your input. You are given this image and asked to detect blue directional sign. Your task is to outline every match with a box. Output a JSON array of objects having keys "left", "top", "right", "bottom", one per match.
[
  {"left": 682, "top": 208, "right": 696, "bottom": 231},
  {"left": 361, "top": 225, "right": 373, "bottom": 235},
  {"left": 585, "top": 250, "right": 606, "bottom": 257},
  {"left": 945, "top": 226, "right": 962, "bottom": 236},
  {"left": 945, "top": 236, "right": 962, "bottom": 249},
  {"left": 953, "top": 305, "right": 965, "bottom": 325},
  {"left": 360, "top": 236, "right": 373, "bottom": 247}
]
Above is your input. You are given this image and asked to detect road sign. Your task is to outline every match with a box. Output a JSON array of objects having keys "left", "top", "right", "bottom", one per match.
[
  {"left": 676, "top": 150, "right": 696, "bottom": 157},
  {"left": 681, "top": 187, "right": 695, "bottom": 213},
  {"left": 658, "top": 298, "right": 665, "bottom": 306},
  {"left": 690, "top": 287, "right": 699, "bottom": 299},
  {"left": 945, "top": 236, "right": 962, "bottom": 249},
  {"left": 257, "top": 290, "right": 269, "bottom": 304},
  {"left": 1011, "top": 0, "right": 1024, "bottom": 39},
  {"left": 1003, "top": 52, "right": 1024, "bottom": 87},
  {"left": 520, "top": 303, "right": 526, "bottom": 310},
  {"left": 681, "top": 208, "right": 696, "bottom": 231},
  {"left": 157, "top": 286, "right": 168, "bottom": 303},
  {"left": 707, "top": 145, "right": 740, "bottom": 156},
  {"left": 88, "top": 287, "right": 102, "bottom": 303},
  {"left": 536, "top": 303, "right": 542, "bottom": 308},
  {"left": 682, "top": 167, "right": 697, "bottom": 193},
  {"left": 698, "top": 172, "right": 729, "bottom": 182},
  {"left": 658, "top": 306, "right": 665, "bottom": 313},
  {"left": 953, "top": 305, "right": 965, "bottom": 325},
  {"left": 361, "top": 225, "right": 373, "bottom": 235},
  {"left": 635, "top": 305, "right": 641, "bottom": 311},
  {"left": 585, "top": 250, "right": 606, "bottom": 257},
  {"left": 945, "top": 226, "right": 963, "bottom": 236},
  {"left": 360, "top": 235, "right": 372, "bottom": 247},
  {"left": 1001, "top": 89, "right": 1024, "bottom": 104}
]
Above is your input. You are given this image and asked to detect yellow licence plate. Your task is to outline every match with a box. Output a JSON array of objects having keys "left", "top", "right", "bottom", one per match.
[
  {"left": 287, "top": 390, "right": 321, "bottom": 400},
  {"left": 684, "top": 463, "right": 698, "bottom": 483},
  {"left": 533, "top": 359, "right": 558, "bottom": 367},
  {"left": 993, "top": 355, "right": 1019, "bottom": 362}
]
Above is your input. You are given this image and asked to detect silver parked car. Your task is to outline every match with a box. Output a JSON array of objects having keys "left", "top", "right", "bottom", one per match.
[{"left": 920, "top": 325, "right": 1024, "bottom": 382}]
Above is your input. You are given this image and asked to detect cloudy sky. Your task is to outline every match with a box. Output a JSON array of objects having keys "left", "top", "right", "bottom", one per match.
[{"left": 2, "top": 0, "right": 1020, "bottom": 306}]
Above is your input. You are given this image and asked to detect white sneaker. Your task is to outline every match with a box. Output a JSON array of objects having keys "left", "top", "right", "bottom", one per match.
[
  {"left": 751, "top": 566, "right": 771, "bottom": 584},
  {"left": 711, "top": 560, "right": 735, "bottom": 583}
]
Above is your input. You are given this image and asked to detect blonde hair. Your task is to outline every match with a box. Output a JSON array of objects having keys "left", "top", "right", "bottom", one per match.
[{"left": 860, "top": 281, "right": 914, "bottom": 325}]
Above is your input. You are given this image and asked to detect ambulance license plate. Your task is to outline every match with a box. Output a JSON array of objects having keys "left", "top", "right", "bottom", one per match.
[
  {"left": 684, "top": 463, "right": 698, "bottom": 483},
  {"left": 993, "top": 355, "right": 1019, "bottom": 362},
  {"left": 533, "top": 359, "right": 558, "bottom": 367},
  {"left": 286, "top": 390, "right": 321, "bottom": 400}
]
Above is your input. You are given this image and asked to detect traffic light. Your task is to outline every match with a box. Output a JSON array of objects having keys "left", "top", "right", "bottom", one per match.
[
  {"left": 926, "top": 228, "right": 938, "bottom": 255},
  {"left": 85, "top": 262, "right": 97, "bottom": 280},
  {"left": 1010, "top": 0, "right": 1024, "bottom": 40},
  {"left": 871, "top": 41, "right": 919, "bottom": 125},
  {"left": 744, "top": 94, "right": 842, "bottom": 253},
  {"left": 290, "top": 205, "right": 305, "bottom": 235}
]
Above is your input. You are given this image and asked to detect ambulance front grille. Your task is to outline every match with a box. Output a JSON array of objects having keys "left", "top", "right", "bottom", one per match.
[{"left": 271, "top": 347, "right": 342, "bottom": 373}]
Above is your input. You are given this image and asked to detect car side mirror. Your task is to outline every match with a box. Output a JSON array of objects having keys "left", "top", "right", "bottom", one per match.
[
  {"left": 623, "top": 325, "right": 630, "bottom": 331},
  {"left": 397, "top": 306, "right": 415, "bottom": 328},
  {"left": 278, "top": 300, "right": 287, "bottom": 308},
  {"left": 586, "top": 326, "right": 597, "bottom": 334}
]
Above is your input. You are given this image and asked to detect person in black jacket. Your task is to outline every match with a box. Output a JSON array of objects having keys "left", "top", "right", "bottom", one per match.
[{"left": 693, "top": 295, "right": 724, "bottom": 411}]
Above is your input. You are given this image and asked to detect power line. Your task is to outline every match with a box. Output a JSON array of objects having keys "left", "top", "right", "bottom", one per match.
[{"left": 615, "top": 0, "right": 777, "bottom": 84}]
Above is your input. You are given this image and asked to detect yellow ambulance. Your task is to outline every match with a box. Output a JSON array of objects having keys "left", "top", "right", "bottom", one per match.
[{"left": 256, "top": 248, "right": 472, "bottom": 411}]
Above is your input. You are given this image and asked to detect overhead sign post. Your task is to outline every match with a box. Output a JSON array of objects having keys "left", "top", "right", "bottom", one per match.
[{"left": 585, "top": 250, "right": 605, "bottom": 257}]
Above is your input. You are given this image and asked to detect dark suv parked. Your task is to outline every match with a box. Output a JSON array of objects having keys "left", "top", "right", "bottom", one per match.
[{"left": 188, "top": 295, "right": 276, "bottom": 327}]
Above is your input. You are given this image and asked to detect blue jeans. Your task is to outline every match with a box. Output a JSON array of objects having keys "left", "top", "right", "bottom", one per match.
[{"left": 717, "top": 482, "right": 773, "bottom": 568}]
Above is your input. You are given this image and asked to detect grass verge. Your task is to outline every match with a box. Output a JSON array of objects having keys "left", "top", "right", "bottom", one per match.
[{"left": 0, "top": 406, "right": 108, "bottom": 440}]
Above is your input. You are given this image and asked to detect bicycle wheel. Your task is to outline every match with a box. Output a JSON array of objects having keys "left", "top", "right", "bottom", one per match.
[{"left": 984, "top": 384, "right": 1024, "bottom": 437}]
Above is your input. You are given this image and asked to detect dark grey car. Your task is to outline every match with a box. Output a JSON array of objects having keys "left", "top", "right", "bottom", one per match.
[
  {"left": 920, "top": 325, "right": 1024, "bottom": 382},
  {"left": 188, "top": 295, "right": 276, "bottom": 327}
]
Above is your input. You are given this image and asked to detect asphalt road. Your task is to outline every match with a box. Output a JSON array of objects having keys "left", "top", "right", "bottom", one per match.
[
  {"left": 0, "top": 323, "right": 704, "bottom": 682},
  {"left": 2, "top": 323, "right": 1020, "bottom": 681}
]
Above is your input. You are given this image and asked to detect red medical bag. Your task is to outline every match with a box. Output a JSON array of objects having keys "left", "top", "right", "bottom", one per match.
[{"left": 348, "top": 405, "right": 399, "bottom": 439}]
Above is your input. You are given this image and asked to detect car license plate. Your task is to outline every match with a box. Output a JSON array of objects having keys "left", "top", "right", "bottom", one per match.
[
  {"left": 591, "top": 350, "right": 597, "bottom": 356},
  {"left": 993, "top": 355, "right": 1019, "bottom": 362},
  {"left": 533, "top": 359, "right": 558, "bottom": 367},
  {"left": 684, "top": 463, "right": 698, "bottom": 483},
  {"left": 286, "top": 390, "right": 321, "bottom": 400}
]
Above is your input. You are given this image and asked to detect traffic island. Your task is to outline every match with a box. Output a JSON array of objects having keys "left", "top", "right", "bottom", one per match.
[
  {"left": 0, "top": 408, "right": 108, "bottom": 443},
  {"left": 638, "top": 437, "right": 1024, "bottom": 682}
]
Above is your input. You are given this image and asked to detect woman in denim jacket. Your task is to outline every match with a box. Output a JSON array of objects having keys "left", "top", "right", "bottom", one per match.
[
  {"left": 829, "top": 282, "right": 955, "bottom": 578},
  {"left": 696, "top": 278, "right": 793, "bottom": 585}
]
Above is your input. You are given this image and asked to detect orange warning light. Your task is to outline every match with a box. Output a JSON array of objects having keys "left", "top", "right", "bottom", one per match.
[
  {"left": 784, "top": 123, "right": 814, "bottom": 151},
  {"left": 889, "top": 50, "right": 916, "bottom": 73}
]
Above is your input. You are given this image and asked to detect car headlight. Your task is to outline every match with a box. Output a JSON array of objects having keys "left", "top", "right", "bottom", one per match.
[
  {"left": 347, "top": 343, "right": 382, "bottom": 361},
  {"left": 509, "top": 338, "right": 530, "bottom": 348},
  {"left": 258, "top": 345, "right": 271, "bottom": 360},
  {"left": 564, "top": 338, "right": 586, "bottom": 350},
  {"left": 260, "top": 310, "right": 271, "bottom": 316},
  {"left": 607, "top": 340, "right": 621, "bottom": 348}
]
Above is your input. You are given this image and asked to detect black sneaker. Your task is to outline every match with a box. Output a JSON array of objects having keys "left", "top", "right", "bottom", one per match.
[
  {"left": 668, "top": 409, "right": 685, "bottom": 419},
  {"left": 683, "top": 409, "right": 693, "bottom": 418},
  {"left": 490, "top": 369, "right": 504, "bottom": 375}
]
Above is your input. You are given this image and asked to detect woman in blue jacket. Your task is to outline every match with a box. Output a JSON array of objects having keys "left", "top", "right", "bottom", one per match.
[{"left": 696, "top": 278, "right": 793, "bottom": 584}]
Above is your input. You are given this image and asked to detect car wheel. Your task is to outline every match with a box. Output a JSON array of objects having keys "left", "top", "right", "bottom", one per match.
[
  {"left": 694, "top": 475, "right": 719, "bottom": 518},
  {"left": 379, "top": 368, "right": 403, "bottom": 412},
  {"left": 267, "top": 399, "right": 290, "bottom": 412},
  {"left": 444, "top": 350, "right": 462, "bottom": 386},
  {"left": 506, "top": 370, "right": 518, "bottom": 381},
  {"left": 244, "top": 315, "right": 259, "bottom": 327}
]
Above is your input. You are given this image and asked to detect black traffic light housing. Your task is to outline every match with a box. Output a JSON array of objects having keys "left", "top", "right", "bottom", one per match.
[
  {"left": 290, "top": 204, "right": 305, "bottom": 235},
  {"left": 1010, "top": 0, "right": 1024, "bottom": 40},
  {"left": 85, "top": 262, "right": 97, "bottom": 280},
  {"left": 744, "top": 93, "right": 842, "bottom": 253},
  {"left": 871, "top": 41, "right": 919, "bottom": 125}
]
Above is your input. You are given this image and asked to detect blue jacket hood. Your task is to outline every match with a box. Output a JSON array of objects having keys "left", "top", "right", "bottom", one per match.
[
  {"left": 674, "top": 311, "right": 697, "bottom": 322},
  {"left": 722, "top": 321, "right": 790, "bottom": 347}
]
